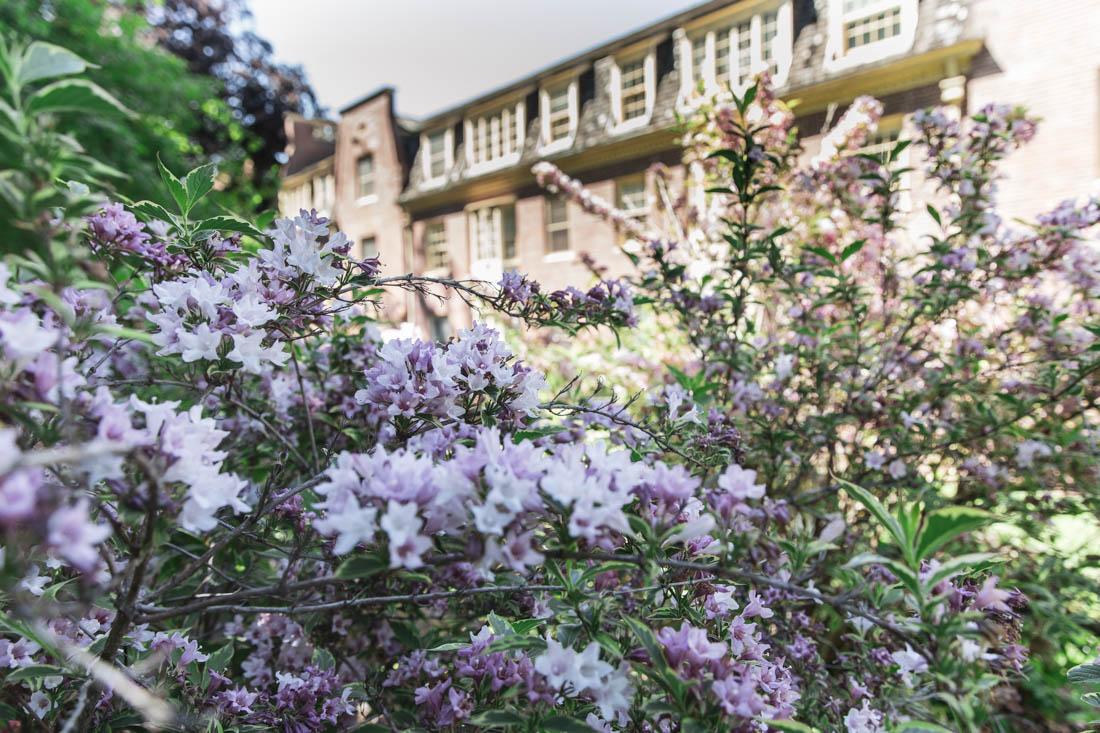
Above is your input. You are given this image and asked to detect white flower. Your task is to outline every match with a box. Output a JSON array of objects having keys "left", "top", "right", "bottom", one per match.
[
  {"left": 28, "top": 690, "right": 51, "bottom": 718},
  {"left": 888, "top": 459, "right": 907, "bottom": 479},
  {"left": 593, "top": 663, "right": 633, "bottom": 723},
  {"left": 717, "top": 464, "right": 766, "bottom": 500},
  {"left": 316, "top": 502, "right": 378, "bottom": 555},
  {"left": 534, "top": 635, "right": 581, "bottom": 691},
  {"left": 228, "top": 332, "right": 290, "bottom": 374},
  {"left": 177, "top": 322, "right": 222, "bottom": 362},
  {"left": 186, "top": 276, "right": 228, "bottom": 319},
  {"left": 844, "top": 700, "right": 885, "bottom": 733},
  {"left": 379, "top": 501, "right": 432, "bottom": 569},
  {"left": 891, "top": 644, "right": 928, "bottom": 687},
  {"left": 18, "top": 565, "right": 48, "bottom": 596},
  {"left": 0, "top": 309, "right": 57, "bottom": 362},
  {"left": 232, "top": 293, "right": 276, "bottom": 328}
]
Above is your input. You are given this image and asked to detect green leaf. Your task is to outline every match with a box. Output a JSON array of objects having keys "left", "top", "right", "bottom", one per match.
[
  {"left": 915, "top": 506, "right": 993, "bottom": 560},
  {"left": 541, "top": 715, "right": 595, "bottom": 733},
  {"left": 6, "top": 664, "right": 66, "bottom": 682},
  {"left": 923, "top": 553, "right": 1000, "bottom": 590},
  {"left": 183, "top": 163, "right": 218, "bottom": 209},
  {"left": 838, "top": 478, "right": 908, "bottom": 554},
  {"left": 311, "top": 647, "right": 335, "bottom": 671},
  {"left": 198, "top": 215, "right": 264, "bottom": 239},
  {"left": 1069, "top": 663, "right": 1100, "bottom": 685},
  {"left": 763, "top": 721, "right": 820, "bottom": 733},
  {"left": 892, "top": 723, "right": 954, "bottom": 733},
  {"left": 20, "top": 42, "right": 92, "bottom": 84},
  {"left": 1081, "top": 691, "right": 1100, "bottom": 707},
  {"left": 625, "top": 616, "right": 668, "bottom": 672},
  {"left": 28, "top": 79, "right": 130, "bottom": 117},
  {"left": 468, "top": 710, "right": 526, "bottom": 728},
  {"left": 129, "top": 200, "right": 176, "bottom": 224},
  {"left": 426, "top": 642, "right": 468, "bottom": 653},
  {"left": 205, "top": 642, "right": 234, "bottom": 675},
  {"left": 843, "top": 553, "right": 921, "bottom": 597},
  {"left": 333, "top": 554, "right": 387, "bottom": 580},
  {"left": 157, "top": 156, "right": 188, "bottom": 213},
  {"left": 840, "top": 240, "right": 866, "bottom": 261}
]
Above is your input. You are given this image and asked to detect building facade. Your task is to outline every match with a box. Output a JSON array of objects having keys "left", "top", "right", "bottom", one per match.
[{"left": 280, "top": 0, "right": 1100, "bottom": 336}]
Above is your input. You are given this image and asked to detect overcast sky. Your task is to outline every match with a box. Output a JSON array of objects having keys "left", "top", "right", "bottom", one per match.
[{"left": 249, "top": 0, "right": 703, "bottom": 119}]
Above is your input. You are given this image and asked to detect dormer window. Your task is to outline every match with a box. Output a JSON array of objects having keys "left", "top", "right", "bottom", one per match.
[
  {"left": 681, "top": 2, "right": 793, "bottom": 97},
  {"left": 610, "top": 50, "right": 656, "bottom": 132},
  {"left": 825, "top": 0, "right": 917, "bottom": 71},
  {"left": 465, "top": 102, "right": 525, "bottom": 172},
  {"left": 421, "top": 128, "right": 453, "bottom": 186},
  {"left": 540, "top": 80, "right": 578, "bottom": 153}
]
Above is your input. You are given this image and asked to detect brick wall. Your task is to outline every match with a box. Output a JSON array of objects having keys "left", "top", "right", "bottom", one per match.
[{"left": 966, "top": 0, "right": 1100, "bottom": 219}]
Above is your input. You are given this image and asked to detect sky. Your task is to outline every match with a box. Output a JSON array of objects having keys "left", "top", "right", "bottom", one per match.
[{"left": 249, "top": 0, "right": 703, "bottom": 119}]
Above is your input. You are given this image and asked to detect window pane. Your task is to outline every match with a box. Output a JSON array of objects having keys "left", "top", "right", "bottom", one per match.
[
  {"left": 735, "top": 22, "right": 753, "bottom": 87},
  {"left": 361, "top": 237, "right": 377, "bottom": 260},
  {"left": 691, "top": 36, "right": 707, "bottom": 88},
  {"left": 502, "top": 206, "right": 516, "bottom": 260},
  {"left": 546, "top": 197, "right": 569, "bottom": 252},
  {"left": 357, "top": 155, "right": 375, "bottom": 198},
  {"left": 620, "top": 59, "right": 647, "bottom": 121},
  {"left": 428, "top": 132, "right": 447, "bottom": 178},
  {"left": 715, "top": 28, "right": 731, "bottom": 87},
  {"left": 844, "top": 6, "right": 903, "bottom": 50},
  {"left": 548, "top": 85, "right": 572, "bottom": 142},
  {"left": 618, "top": 178, "right": 648, "bottom": 219},
  {"left": 762, "top": 12, "right": 779, "bottom": 76},
  {"left": 425, "top": 222, "right": 448, "bottom": 270}
]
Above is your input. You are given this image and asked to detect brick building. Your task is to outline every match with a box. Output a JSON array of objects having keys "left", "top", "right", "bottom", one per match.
[{"left": 279, "top": 0, "right": 1100, "bottom": 337}]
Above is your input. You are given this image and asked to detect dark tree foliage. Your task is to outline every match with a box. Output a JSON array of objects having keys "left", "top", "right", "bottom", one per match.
[
  {"left": 147, "top": 0, "right": 320, "bottom": 209},
  {"left": 0, "top": 0, "right": 319, "bottom": 211}
]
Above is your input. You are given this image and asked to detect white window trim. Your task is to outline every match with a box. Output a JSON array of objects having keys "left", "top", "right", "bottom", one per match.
[
  {"left": 543, "top": 250, "right": 577, "bottom": 264},
  {"left": 420, "top": 128, "right": 454, "bottom": 189},
  {"left": 610, "top": 50, "right": 657, "bottom": 135},
  {"left": 464, "top": 101, "right": 526, "bottom": 177},
  {"left": 423, "top": 221, "right": 450, "bottom": 276},
  {"left": 539, "top": 79, "right": 580, "bottom": 155},
  {"left": 678, "top": 2, "right": 794, "bottom": 102},
  {"left": 823, "top": 0, "right": 918, "bottom": 73}
]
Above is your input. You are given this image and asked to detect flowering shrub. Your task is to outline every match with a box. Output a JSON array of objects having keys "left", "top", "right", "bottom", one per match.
[{"left": 0, "top": 39, "right": 1095, "bottom": 733}]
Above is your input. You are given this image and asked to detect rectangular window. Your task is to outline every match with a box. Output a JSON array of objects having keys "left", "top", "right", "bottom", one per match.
[
  {"left": 427, "top": 131, "right": 447, "bottom": 179},
  {"left": 547, "top": 84, "right": 572, "bottom": 142},
  {"left": 361, "top": 236, "right": 378, "bottom": 260},
  {"left": 619, "top": 58, "right": 648, "bottom": 121},
  {"left": 688, "top": 5, "right": 791, "bottom": 95},
  {"left": 691, "top": 35, "right": 708, "bottom": 89},
  {"left": 546, "top": 196, "right": 570, "bottom": 253},
  {"left": 356, "top": 155, "right": 375, "bottom": 199},
  {"left": 843, "top": 3, "right": 903, "bottom": 50},
  {"left": 471, "top": 106, "right": 521, "bottom": 166},
  {"left": 471, "top": 205, "right": 516, "bottom": 262},
  {"left": 425, "top": 222, "right": 448, "bottom": 271},
  {"left": 762, "top": 12, "right": 779, "bottom": 75},
  {"left": 617, "top": 178, "right": 648, "bottom": 222},
  {"left": 853, "top": 128, "right": 903, "bottom": 162},
  {"left": 735, "top": 22, "right": 753, "bottom": 87},
  {"left": 715, "top": 27, "right": 732, "bottom": 88}
]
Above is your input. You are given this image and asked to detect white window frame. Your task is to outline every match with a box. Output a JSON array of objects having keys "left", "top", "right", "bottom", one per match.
[
  {"left": 679, "top": 2, "right": 794, "bottom": 100},
  {"left": 424, "top": 221, "right": 449, "bottom": 273},
  {"left": 617, "top": 175, "right": 649, "bottom": 222},
  {"left": 420, "top": 128, "right": 454, "bottom": 188},
  {"left": 464, "top": 101, "right": 526, "bottom": 176},
  {"left": 824, "top": 0, "right": 918, "bottom": 73},
  {"left": 355, "top": 154, "right": 377, "bottom": 206},
  {"left": 539, "top": 79, "right": 579, "bottom": 154},
  {"left": 466, "top": 199, "right": 518, "bottom": 280},
  {"left": 609, "top": 49, "right": 657, "bottom": 134},
  {"left": 544, "top": 195, "right": 570, "bottom": 258}
]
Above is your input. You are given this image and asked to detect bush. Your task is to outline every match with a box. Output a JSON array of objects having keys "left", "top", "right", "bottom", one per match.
[{"left": 0, "top": 41, "right": 1096, "bottom": 732}]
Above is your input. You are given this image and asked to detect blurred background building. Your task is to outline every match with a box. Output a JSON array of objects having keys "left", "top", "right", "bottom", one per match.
[{"left": 277, "top": 0, "right": 1100, "bottom": 337}]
